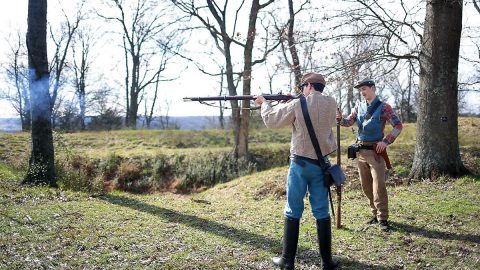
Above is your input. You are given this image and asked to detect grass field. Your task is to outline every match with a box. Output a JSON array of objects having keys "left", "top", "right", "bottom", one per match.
[
  {"left": 0, "top": 165, "right": 479, "bottom": 269},
  {"left": 0, "top": 117, "right": 479, "bottom": 269}
]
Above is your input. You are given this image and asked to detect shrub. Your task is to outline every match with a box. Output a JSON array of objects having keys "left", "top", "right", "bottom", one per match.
[
  {"left": 55, "top": 155, "right": 102, "bottom": 193},
  {"left": 151, "top": 154, "right": 175, "bottom": 187},
  {"left": 53, "top": 146, "right": 288, "bottom": 194},
  {"left": 116, "top": 160, "right": 143, "bottom": 192},
  {"left": 250, "top": 146, "right": 290, "bottom": 170},
  {"left": 99, "top": 154, "right": 122, "bottom": 182},
  {"left": 177, "top": 152, "right": 256, "bottom": 192},
  {"left": 88, "top": 108, "right": 123, "bottom": 131},
  {"left": 57, "top": 104, "right": 82, "bottom": 131}
]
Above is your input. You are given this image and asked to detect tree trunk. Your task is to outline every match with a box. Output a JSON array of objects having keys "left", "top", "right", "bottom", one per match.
[
  {"left": 23, "top": 0, "right": 56, "bottom": 187},
  {"left": 74, "top": 40, "right": 88, "bottom": 131},
  {"left": 123, "top": 35, "right": 130, "bottom": 127},
  {"left": 347, "top": 77, "right": 354, "bottom": 114},
  {"left": 237, "top": 0, "right": 261, "bottom": 158},
  {"left": 218, "top": 68, "right": 225, "bottom": 129},
  {"left": 79, "top": 93, "right": 86, "bottom": 130},
  {"left": 410, "top": 0, "right": 469, "bottom": 179},
  {"left": 223, "top": 40, "right": 240, "bottom": 156},
  {"left": 347, "top": 65, "right": 359, "bottom": 114},
  {"left": 287, "top": 0, "right": 302, "bottom": 87},
  {"left": 126, "top": 53, "right": 140, "bottom": 129},
  {"left": 128, "top": 91, "right": 139, "bottom": 129}
]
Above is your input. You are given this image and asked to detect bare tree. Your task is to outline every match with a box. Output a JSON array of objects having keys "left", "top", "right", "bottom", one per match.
[
  {"left": 283, "top": 0, "right": 307, "bottom": 87},
  {"left": 328, "top": 36, "right": 370, "bottom": 114},
  {"left": 158, "top": 100, "right": 171, "bottom": 129},
  {"left": 143, "top": 33, "right": 183, "bottom": 129},
  {"left": 89, "top": 82, "right": 118, "bottom": 115},
  {"left": 99, "top": 0, "right": 183, "bottom": 129},
  {"left": 218, "top": 66, "right": 226, "bottom": 129},
  {"left": 71, "top": 26, "right": 94, "bottom": 130},
  {"left": 410, "top": 0, "right": 469, "bottom": 179},
  {"left": 24, "top": 0, "right": 56, "bottom": 186},
  {"left": 143, "top": 71, "right": 161, "bottom": 128},
  {"left": 318, "top": 0, "right": 422, "bottom": 79},
  {"left": 384, "top": 63, "right": 417, "bottom": 123},
  {"left": 474, "top": 0, "right": 480, "bottom": 14},
  {"left": 269, "top": 0, "right": 310, "bottom": 91},
  {"left": 458, "top": 1, "right": 480, "bottom": 91},
  {"left": 49, "top": 1, "right": 84, "bottom": 128},
  {"left": 2, "top": 32, "right": 31, "bottom": 130},
  {"left": 171, "top": 0, "right": 277, "bottom": 158}
]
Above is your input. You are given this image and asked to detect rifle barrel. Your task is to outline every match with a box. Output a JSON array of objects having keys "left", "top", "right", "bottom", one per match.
[{"left": 183, "top": 94, "right": 299, "bottom": 102}]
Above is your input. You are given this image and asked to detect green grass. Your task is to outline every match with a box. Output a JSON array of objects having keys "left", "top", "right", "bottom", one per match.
[
  {"left": 0, "top": 117, "right": 479, "bottom": 268},
  {"left": 0, "top": 117, "right": 476, "bottom": 161},
  {"left": 1, "top": 166, "right": 479, "bottom": 269}
]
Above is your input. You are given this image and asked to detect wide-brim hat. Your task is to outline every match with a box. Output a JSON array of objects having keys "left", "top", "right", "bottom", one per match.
[
  {"left": 354, "top": 79, "right": 375, "bottom": 88},
  {"left": 301, "top": 72, "right": 326, "bottom": 86}
]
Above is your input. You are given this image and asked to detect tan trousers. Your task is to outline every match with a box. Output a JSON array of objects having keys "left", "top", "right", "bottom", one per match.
[{"left": 357, "top": 149, "right": 389, "bottom": 221}]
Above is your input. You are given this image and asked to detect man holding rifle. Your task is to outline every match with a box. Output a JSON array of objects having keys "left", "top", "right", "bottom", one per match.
[
  {"left": 255, "top": 72, "right": 339, "bottom": 270},
  {"left": 336, "top": 79, "right": 403, "bottom": 231}
]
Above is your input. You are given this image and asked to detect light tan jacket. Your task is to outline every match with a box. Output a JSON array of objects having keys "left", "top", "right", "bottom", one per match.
[{"left": 261, "top": 91, "right": 337, "bottom": 159}]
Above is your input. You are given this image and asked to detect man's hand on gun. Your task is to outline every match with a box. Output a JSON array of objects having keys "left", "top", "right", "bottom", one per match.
[
  {"left": 336, "top": 110, "right": 343, "bottom": 122},
  {"left": 253, "top": 95, "right": 266, "bottom": 106},
  {"left": 254, "top": 93, "right": 294, "bottom": 107}
]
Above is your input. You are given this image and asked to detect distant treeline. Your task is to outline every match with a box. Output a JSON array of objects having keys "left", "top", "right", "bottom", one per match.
[{"left": 0, "top": 115, "right": 235, "bottom": 132}]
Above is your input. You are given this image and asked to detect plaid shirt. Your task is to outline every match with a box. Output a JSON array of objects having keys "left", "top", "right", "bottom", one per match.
[{"left": 340, "top": 101, "right": 403, "bottom": 145}]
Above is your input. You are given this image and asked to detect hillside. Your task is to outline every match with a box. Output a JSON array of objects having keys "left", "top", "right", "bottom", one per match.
[
  {"left": 0, "top": 165, "right": 479, "bottom": 269},
  {"left": 0, "top": 117, "right": 479, "bottom": 269}
]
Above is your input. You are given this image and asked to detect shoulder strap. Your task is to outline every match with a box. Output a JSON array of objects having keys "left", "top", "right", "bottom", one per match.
[
  {"left": 300, "top": 96, "right": 336, "bottom": 218},
  {"left": 364, "top": 99, "right": 383, "bottom": 121},
  {"left": 299, "top": 96, "right": 329, "bottom": 170}
]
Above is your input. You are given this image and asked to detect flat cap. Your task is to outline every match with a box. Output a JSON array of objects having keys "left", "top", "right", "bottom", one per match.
[
  {"left": 354, "top": 79, "right": 375, "bottom": 88},
  {"left": 301, "top": 72, "right": 326, "bottom": 86}
]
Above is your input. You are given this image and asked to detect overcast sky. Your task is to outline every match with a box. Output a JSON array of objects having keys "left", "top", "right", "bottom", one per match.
[{"left": 0, "top": 0, "right": 479, "bottom": 118}]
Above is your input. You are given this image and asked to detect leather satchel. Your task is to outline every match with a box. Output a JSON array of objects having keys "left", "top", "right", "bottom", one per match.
[{"left": 300, "top": 96, "right": 346, "bottom": 188}]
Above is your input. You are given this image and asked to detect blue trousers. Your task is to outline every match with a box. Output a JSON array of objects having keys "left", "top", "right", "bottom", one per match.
[{"left": 284, "top": 158, "right": 330, "bottom": 220}]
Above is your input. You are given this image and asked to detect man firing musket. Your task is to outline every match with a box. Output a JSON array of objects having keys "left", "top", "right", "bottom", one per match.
[
  {"left": 184, "top": 73, "right": 342, "bottom": 270},
  {"left": 253, "top": 73, "right": 340, "bottom": 270}
]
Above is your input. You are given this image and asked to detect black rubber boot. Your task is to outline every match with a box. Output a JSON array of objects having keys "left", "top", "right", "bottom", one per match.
[
  {"left": 272, "top": 217, "right": 300, "bottom": 269},
  {"left": 316, "top": 217, "right": 339, "bottom": 270}
]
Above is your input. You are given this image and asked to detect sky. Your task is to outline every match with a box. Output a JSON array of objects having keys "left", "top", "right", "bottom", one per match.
[
  {"left": 0, "top": 0, "right": 479, "bottom": 118},
  {"left": 0, "top": 0, "right": 224, "bottom": 117}
]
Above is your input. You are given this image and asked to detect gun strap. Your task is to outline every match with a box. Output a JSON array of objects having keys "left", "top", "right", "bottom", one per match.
[{"left": 300, "top": 96, "right": 335, "bottom": 219}]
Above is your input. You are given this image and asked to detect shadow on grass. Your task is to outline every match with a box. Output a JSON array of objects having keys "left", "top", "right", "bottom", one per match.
[
  {"left": 298, "top": 250, "right": 402, "bottom": 270},
  {"left": 101, "top": 193, "right": 400, "bottom": 269},
  {"left": 392, "top": 221, "right": 480, "bottom": 244}
]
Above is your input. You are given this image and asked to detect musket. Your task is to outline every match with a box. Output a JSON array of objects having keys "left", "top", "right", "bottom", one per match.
[
  {"left": 183, "top": 94, "right": 299, "bottom": 102},
  {"left": 336, "top": 108, "right": 342, "bottom": 229}
]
